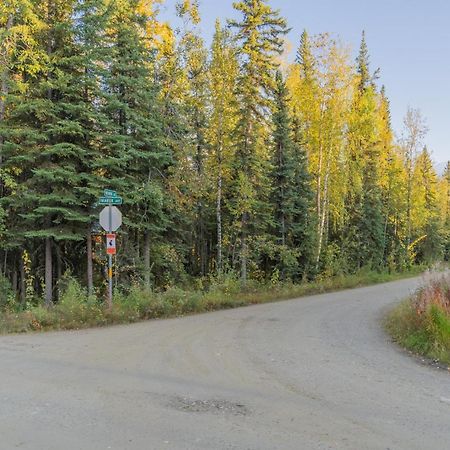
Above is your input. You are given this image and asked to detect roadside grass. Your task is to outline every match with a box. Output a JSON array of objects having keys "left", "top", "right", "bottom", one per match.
[
  {"left": 385, "top": 273, "right": 450, "bottom": 365},
  {"left": 0, "top": 266, "right": 425, "bottom": 334}
]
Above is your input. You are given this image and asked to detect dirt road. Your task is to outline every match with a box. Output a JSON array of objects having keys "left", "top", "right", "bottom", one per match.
[{"left": 1, "top": 276, "right": 449, "bottom": 449}]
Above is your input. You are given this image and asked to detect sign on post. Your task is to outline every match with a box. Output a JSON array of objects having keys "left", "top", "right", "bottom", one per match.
[
  {"left": 106, "top": 234, "right": 116, "bottom": 255},
  {"left": 103, "top": 189, "right": 118, "bottom": 197},
  {"left": 98, "top": 189, "right": 123, "bottom": 308},
  {"left": 99, "top": 196, "right": 123, "bottom": 205},
  {"left": 99, "top": 206, "right": 122, "bottom": 232}
]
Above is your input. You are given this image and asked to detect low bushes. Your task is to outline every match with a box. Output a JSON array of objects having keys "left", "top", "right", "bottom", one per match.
[{"left": 386, "top": 273, "right": 450, "bottom": 364}]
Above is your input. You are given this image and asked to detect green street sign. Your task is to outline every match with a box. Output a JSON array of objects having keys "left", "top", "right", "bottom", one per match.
[
  {"left": 104, "top": 189, "right": 118, "bottom": 197},
  {"left": 99, "top": 196, "right": 123, "bottom": 205}
]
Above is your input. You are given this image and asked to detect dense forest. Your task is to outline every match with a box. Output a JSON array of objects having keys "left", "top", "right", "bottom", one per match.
[{"left": 0, "top": 0, "right": 449, "bottom": 306}]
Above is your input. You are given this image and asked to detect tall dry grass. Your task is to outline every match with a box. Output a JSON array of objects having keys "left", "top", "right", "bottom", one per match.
[{"left": 386, "top": 272, "right": 450, "bottom": 364}]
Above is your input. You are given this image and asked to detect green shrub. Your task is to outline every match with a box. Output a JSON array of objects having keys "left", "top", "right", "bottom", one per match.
[{"left": 0, "top": 275, "right": 14, "bottom": 309}]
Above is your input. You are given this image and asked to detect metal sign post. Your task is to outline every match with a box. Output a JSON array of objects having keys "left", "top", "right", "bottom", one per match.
[
  {"left": 108, "top": 203, "right": 113, "bottom": 307},
  {"left": 98, "top": 190, "right": 123, "bottom": 308}
]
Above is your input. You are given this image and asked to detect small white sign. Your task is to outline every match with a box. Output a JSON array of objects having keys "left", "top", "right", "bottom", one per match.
[{"left": 106, "top": 234, "right": 116, "bottom": 255}]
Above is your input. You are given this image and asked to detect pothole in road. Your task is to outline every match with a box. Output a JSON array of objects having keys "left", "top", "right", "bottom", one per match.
[{"left": 169, "top": 396, "right": 250, "bottom": 416}]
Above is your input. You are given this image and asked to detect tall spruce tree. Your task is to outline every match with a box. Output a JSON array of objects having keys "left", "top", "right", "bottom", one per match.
[
  {"left": 296, "top": 30, "right": 315, "bottom": 81},
  {"left": 359, "top": 151, "right": 385, "bottom": 268},
  {"left": 229, "top": 0, "right": 288, "bottom": 281},
  {"left": 2, "top": 0, "right": 100, "bottom": 304},
  {"left": 68, "top": 0, "right": 115, "bottom": 295},
  {"left": 271, "top": 72, "right": 294, "bottom": 249},
  {"left": 344, "top": 31, "right": 384, "bottom": 269},
  {"left": 412, "top": 147, "right": 442, "bottom": 262},
  {"left": 356, "top": 31, "right": 370, "bottom": 92},
  {"left": 377, "top": 86, "right": 408, "bottom": 268},
  {"left": 270, "top": 71, "right": 313, "bottom": 279},
  {"left": 100, "top": 0, "right": 170, "bottom": 287}
]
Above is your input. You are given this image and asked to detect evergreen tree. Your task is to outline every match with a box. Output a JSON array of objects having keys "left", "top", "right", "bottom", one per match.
[
  {"left": 412, "top": 147, "right": 442, "bottom": 262},
  {"left": 271, "top": 72, "right": 294, "bottom": 249},
  {"left": 229, "top": 0, "right": 288, "bottom": 281},
  {"left": 270, "top": 71, "right": 314, "bottom": 279},
  {"left": 377, "top": 86, "right": 408, "bottom": 269},
  {"left": 356, "top": 31, "right": 370, "bottom": 92},
  {"left": 344, "top": 32, "right": 384, "bottom": 270},
  {"left": 73, "top": 0, "right": 113, "bottom": 294},
  {"left": 2, "top": 0, "right": 98, "bottom": 304},
  {"left": 296, "top": 30, "right": 315, "bottom": 80},
  {"left": 100, "top": 0, "right": 171, "bottom": 287},
  {"left": 356, "top": 30, "right": 379, "bottom": 92},
  {"left": 359, "top": 154, "right": 385, "bottom": 268}
]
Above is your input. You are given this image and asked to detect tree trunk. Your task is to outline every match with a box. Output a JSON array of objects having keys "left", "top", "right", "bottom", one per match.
[
  {"left": 316, "top": 147, "right": 332, "bottom": 268},
  {"left": 196, "top": 202, "right": 205, "bottom": 276},
  {"left": 315, "top": 141, "right": 323, "bottom": 265},
  {"left": 3, "top": 250, "right": 7, "bottom": 277},
  {"left": 240, "top": 213, "right": 248, "bottom": 283},
  {"left": 383, "top": 189, "right": 391, "bottom": 261},
  {"left": 278, "top": 140, "right": 286, "bottom": 247},
  {"left": 135, "top": 229, "right": 140, "bottom": 259},
  {"left": 216, "top": 98, "right": 225, "bottom": 274},
  {"left": 280, "top": 207, "right": 286, "bottom": 247},
  {"left": 406, "top": 160, "right": 412, "bottom": 248},
  {"left": 144, "top": 230, "right": 150, "bottom": 288},
  {"left": 11, "top": 259, "right": 18, "bottom": 298},
  {"left": 86, "top": 227, "right": 93, "bottom": 296},
  {"left": 56, "top": 243, "right": 62, "bottom": 288},
  {"left": 19, "top": 254, "right": 25, "bottom": 305},
  {"left": 216, "top": 172, "right": 223, "bottom": 273},
  {"left": 45, "top": 237, "right": 53, "bottom": 306}
]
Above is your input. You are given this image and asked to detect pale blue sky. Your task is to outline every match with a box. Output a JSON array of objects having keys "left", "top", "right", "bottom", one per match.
[{"left": 160, "top": 0, "right": 449, "bottom": 166}]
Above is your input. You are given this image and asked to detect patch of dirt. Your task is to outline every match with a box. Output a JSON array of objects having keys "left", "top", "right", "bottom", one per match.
[{"left": 169, "top": 396, "right": 250, "bottom": 416}]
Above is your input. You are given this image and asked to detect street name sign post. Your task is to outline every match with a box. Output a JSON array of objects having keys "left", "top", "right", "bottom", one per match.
[
  {"left": 99, "top": 196, "right": 123, "bottom": 205},
  {"left": 98, "top": 190, "right": 123, "bottom": 307},
  {"left": 104, "top": 189, "right": 117, "bottom": 197}
]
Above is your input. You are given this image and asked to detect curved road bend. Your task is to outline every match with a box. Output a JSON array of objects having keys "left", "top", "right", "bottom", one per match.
[{"left": 1, "top": 276, "right": 449, "bottom": 450}]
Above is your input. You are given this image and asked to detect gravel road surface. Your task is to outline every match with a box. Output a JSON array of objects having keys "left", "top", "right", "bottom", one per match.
[{"left": 1, "top": 276, "right": 449, "bottom": 450}]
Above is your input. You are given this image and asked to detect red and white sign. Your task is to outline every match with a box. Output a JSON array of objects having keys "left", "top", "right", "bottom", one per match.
[{"left": 106, "top": 233, "right": 116, "bottom": 255}]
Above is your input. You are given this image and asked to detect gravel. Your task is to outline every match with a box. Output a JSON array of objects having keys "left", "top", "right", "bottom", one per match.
[{"left": 1, "top": 276, "right": 449, "bottom": 449}]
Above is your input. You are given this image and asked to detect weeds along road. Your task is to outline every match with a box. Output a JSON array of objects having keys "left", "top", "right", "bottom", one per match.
[{"left": 1, "top": 276, "right": 449, "bottom": 450}]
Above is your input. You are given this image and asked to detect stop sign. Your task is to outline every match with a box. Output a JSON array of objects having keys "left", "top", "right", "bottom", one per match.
[{"left": 99, "top": 206, "right": 122, "bottom": 232}]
